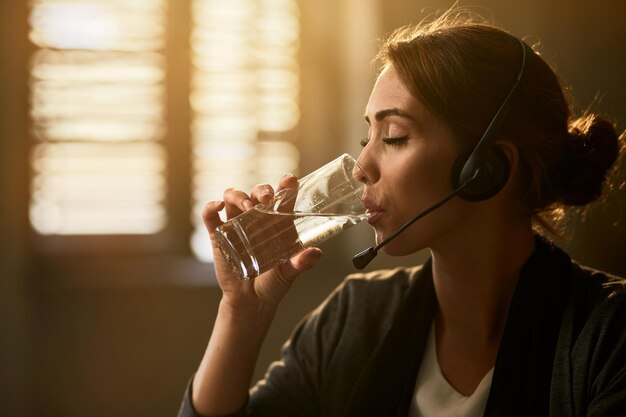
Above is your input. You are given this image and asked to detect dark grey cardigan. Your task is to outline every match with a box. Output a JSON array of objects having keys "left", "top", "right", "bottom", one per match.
[{"left": 179, "top": 238, "right": 626, "bottom": 416}]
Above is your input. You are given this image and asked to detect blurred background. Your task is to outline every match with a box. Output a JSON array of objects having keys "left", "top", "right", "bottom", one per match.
[{"left": 1, "top": 0, "right": 624, "bottom": 416}]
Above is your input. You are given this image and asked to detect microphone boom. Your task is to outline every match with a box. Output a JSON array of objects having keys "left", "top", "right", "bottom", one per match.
[{"left": 352, "top": 173, "right": 477, "bottom": 269}]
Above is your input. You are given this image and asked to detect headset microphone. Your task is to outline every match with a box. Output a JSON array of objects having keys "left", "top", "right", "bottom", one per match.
[
  {"left": 352, "top": 171, "right": 479, "bottom": 269},
  {"left": 353, "top": 38, "right": 528, "bottom": 270}
]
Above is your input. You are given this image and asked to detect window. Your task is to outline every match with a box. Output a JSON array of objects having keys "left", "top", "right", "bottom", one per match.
[
  {"left": 28, "top": 0, "right": 300, "bottom": 263},
  {"left": 189, "top": 0, "right": 300, "bottom": 261},
  {"left": 28, "top": 0, "right": 168, "bottom": 236}
]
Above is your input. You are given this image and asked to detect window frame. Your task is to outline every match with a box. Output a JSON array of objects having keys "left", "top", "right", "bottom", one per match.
[
  {"left": 27, "top": 0, "right": 209, "bottom": 286},
  {"left": 26, "top": 0, "right": 306, "bottom": 287}
]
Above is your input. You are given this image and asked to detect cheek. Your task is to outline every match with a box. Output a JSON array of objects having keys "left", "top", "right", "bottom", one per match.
[{"left": 397, "top": 154, "right": 454, "bottom": 203}]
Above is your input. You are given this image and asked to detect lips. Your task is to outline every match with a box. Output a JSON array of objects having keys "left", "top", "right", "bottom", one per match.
[{"left": 361, "top": 196, "right": 384, "bottom": 225}]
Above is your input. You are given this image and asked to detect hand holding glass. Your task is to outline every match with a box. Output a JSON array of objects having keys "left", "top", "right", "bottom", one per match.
[{"left": 214, "top": 154, "right": 370, "bottom": 281}]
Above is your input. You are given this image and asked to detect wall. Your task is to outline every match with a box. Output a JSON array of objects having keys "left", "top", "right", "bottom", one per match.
[
  {"left": 0, "top": 1, "right": 32, "bottom": 415},
  {"left": 1, "top": 1, "right": 624, "bottom": 416}
]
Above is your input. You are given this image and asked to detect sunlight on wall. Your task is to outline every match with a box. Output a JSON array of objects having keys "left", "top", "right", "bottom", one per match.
[
  {"left": 190, "top": 0, "right": 300, "bottom": 261},
  {"left": 28, "top": 0, "right": 167, "bottom": 235},
  {"left": 27, "top": 0, "right": 300, "bottom": 253}
]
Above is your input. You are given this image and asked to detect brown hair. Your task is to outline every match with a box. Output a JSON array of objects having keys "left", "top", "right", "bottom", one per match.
[{"left": 376, "top": 10, "right": 623, "bottom": 226}]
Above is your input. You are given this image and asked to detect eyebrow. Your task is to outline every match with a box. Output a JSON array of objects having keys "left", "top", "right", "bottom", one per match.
[{"left": 364, "top": 108, "right": 417, "bottom": 124}]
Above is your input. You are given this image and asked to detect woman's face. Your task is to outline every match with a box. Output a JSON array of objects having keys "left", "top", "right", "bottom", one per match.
[{"left": 357, "top": 65, "right": 467, "bottom": 255}]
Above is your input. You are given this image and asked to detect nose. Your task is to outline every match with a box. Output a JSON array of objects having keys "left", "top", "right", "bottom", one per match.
[
  {"left": 352, "top": 161, "right": 367, "bottom": 185},
  {"left": 353, "top": 145, "right": 379, "bottom": 186}
]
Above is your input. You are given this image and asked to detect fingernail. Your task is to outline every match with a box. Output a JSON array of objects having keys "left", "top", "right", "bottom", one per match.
[{"left": 312, "top": 249, "right": 323, "bottom": 261}]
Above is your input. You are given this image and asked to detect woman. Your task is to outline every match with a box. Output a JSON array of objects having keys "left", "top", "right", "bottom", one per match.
[{"left": 179, "top": 11, "right": 626, "bottom": 417}]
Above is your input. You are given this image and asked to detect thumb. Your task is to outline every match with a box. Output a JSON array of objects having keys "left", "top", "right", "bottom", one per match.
[
  {"left": 289, "top": 247, "right": 324, "bottom": 274},
  {"left": 271, "top": 247, "right": 323, "bottom": 288}
]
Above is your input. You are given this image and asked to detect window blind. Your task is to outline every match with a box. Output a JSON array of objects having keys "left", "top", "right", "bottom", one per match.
[
  {"left": 190, "top": 0, "right": 300, "bottom": 261},
  {"left": 28, "top": 0, "right": 167, "bottom": 235},
  {"left": 27, "top": 0, "right": 301, "bottom": 262}
]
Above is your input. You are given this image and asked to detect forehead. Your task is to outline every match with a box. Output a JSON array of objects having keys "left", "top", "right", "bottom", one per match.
[
  {"left": 365, "top": 66, "right": 424, "bottom": 121},
  {"left": 365, "top": 66, "right": 459, "bottom": 146}
]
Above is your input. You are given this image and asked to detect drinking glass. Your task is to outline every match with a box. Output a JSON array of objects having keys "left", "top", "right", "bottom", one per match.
[{"left": 214, "top": 153, "right": 370, "bottom": 281}]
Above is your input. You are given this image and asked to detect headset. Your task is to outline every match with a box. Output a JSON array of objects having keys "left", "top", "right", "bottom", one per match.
[
  {"left": 453, "top": 37, "right": 528, "bottom": 201},
  {"left": 353, "top": 38, "right": 529, "bottom": 269}
]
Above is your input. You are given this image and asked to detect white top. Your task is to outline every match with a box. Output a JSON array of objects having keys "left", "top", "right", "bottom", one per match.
[{"left": 407, "top": 326, "right": 494, "bottom": 417}]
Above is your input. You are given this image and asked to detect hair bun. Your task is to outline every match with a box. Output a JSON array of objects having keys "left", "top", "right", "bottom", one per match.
[{"left": 558, "top": 114, "right": 620, "bottom": 205}]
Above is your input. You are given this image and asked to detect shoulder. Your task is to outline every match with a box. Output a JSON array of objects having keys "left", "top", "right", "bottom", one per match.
[
  {"left": 299, "top": 264, "right": 429, "bottom": 346},
  {"left": 536, "top": 236, "right": 625, "bottom": 322},
  {"left": 564, "top": 262, "right": 626, "bottom": 358},
  {"left": 317, "top": 265, "right": 427, "bottom": 317},
  {"left": 569, "top": 263, "right": 626, "bottom": 319},
  {"left": 560, "top": 264, "right": 626, "bottom": 413},
  {"left": 311, "top": 265, "right": 423, "bottom": 314},
  {"left": 340, "top": 265, "right": 425, "bottom": 300}
]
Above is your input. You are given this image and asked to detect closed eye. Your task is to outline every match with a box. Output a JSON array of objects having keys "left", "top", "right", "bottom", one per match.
[{"left": 382, "top": 136, "right": 408, "bottom": 146}]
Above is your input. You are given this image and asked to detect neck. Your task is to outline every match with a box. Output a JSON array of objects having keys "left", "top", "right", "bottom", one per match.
[{"left": 430, "top": 217, "right": 535, "bottom": 343}]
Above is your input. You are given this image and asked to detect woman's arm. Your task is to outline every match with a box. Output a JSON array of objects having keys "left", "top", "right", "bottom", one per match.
[{"left": 189, "top": 176, "right": 322, "bottom": 417}]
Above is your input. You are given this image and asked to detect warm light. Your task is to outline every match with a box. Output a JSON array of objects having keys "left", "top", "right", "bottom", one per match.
[
  {"left": 29, "top": 1, "right": 165, "bottom": 51},
  {"left": 30, "top": 143, "right": 167, "bottom": 235},
  {"left": 28, "top": 0, "right": 167, "bottom": 235},
  {"left": 190, "top": 0, "right": 300, "bottom": 261}
]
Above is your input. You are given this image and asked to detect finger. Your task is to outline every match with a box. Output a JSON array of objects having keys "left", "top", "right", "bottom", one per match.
[
  {"left": 223, "top": 188, "right": 254, "bottom": 219},
  {"left": 202, "top": 201, "right": 225, "bottom": 234},
  {"left": 273, "top": 247, "right": 323, "bottom": 287},
  {"left": 250, "top": 183, "right": 275, "bottom": 206},
  {"left": 277, "top": 174, "right": 298, "bottom": 192},
  {"left": 276, "top": 174, "right": 299, "bottom": 213},
  {"left": 289, "top": 247, "right": 323, "bottom": 272}
]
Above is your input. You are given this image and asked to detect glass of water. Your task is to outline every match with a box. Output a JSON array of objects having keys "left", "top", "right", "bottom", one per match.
[{"left": 213, "top": 153, "right": 370, "bottom": 281}]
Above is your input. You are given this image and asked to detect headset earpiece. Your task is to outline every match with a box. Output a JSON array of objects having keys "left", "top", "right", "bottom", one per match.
[
  {"left": 452, "top": 145, "right": 511, "bottom": 201},
  {"left": 452, "top": 38, "right": 528, "bottom": 202}
]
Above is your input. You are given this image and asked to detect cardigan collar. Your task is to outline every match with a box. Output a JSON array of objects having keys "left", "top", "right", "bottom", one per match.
[{"left": 343, "top": 236, "right": 572, "bottom": 417}]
